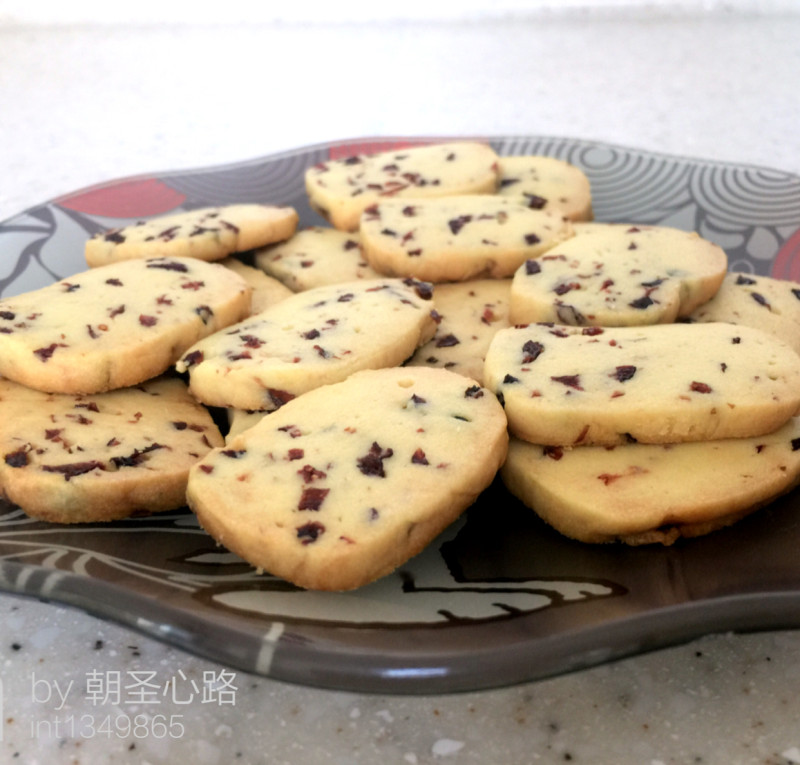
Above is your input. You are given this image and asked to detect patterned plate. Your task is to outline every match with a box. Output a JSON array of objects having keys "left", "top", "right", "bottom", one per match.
[{"left": 1, "top": 136, "right": 800, "bottom": 693}]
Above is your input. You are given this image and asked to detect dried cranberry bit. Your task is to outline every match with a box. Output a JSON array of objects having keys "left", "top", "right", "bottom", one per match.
[
  {"left": 298, "top": 488, "right": 330, "bottom": 511},
  {"left": 551, "top": 374, "right": 584, "bottom": 391},
  {"left": 582, "top": 327, "right": 604, "bottom": 336},
  {"left": 42, "top": 461, "right": 105, "bottom": 481},
  {"left": 629, "top": 296, "right": 654, "bottom": 310},
  {"left": 297, "top": 464, "right": 326, "bottom": 483},
  {"left": 268, "top": 389, "right": 295, "bottom": 409},
  {"left": 435, "top": 333, "right": 460, "bottom": 348},
  {"left": 411, "top": 448, "right": 429, "bottom": 465},
  {"left": 104, "top": 230, "right": 126, "bottom": 243},
  {"left": 611, "top": 365, "right": 637, "bottom": 382},
  {"left": 503, "top": 374, "right": 520, "bottom": 384},
  {"left": 105, "top": 278, "right": 123, "bottom": 286},
  {"left": 139, "top": 315, "right": 158, "bottom": 327},
  {"left": 199, "top": 464, "right": 214, "bottom": 474},
  {"left": 380, "top": 228, "right": 397, "bottom": 237},
  {"left": 111, "top": 443, "right": 165, "bottom": 469},
  {"left": 297, "top": 521, "right": 326, "bottom": 544},
  {"left": 182, "top": 350, "right": 204, "bottom": 367},
  {"left": 544, "top": 446, "right": 564, "bottom": 461},
  {"left": 736, "top": 274, "right": 757, "bottom": 285},
  {"left": 554, "top": 282, "right": 580, "bottom": 296},
  {"left": 182, "top": 281, "right": 206, "bottom": 291},
  {"left": 34, "top": 343, "right": 65, "bottom": 362},
  {"left": 278, "top": 425, "right": 302, "bottom": 438},
  {"left": 690, "top": 381, "right": 712, "bottom": 394},
  {"left": 410, "top": 394, "right": 427, "bottom": 405},
  {"left": 109, "top": 305, "right": 125, "bottom": 318},
  {"left": 523, "top": 194, "right": 547, "bottom": 210},
  {"left": 147, "top": 260, "right": 189, "bottom": 272},
  {"left": 448, "top": 215, "right": 473, "bottom": 235},
  {"left": 195, "top": 305, "right": 214, "bottom": 324},
  {"left": 791, "top": 437, "right": 800, "bottom": 451},
  {"left": 4, "top": 447, "right": 30, "bottom": 467},
  {"left": 337, "top": 293, "right": 354, "bottom": 303},
  {"left": 524, "top": 233, "right": 542, "bottom": 245},
  {"left": 751, "top": 292, "right": 771, "bottom": 309},
  {"left": 732, "top": 337, "right": 742, "bottom": 344},
  {"left": 221, "top": 449, "right": 246, "bottom": 459},
  {"left": 524, "top": 259, "right": 542, "bottom": 276},
  {"left": 464, "top": 385, "right": 484, "bottom": 399},
  {"left": 344, "top": 239, "right": 359, "bottom": 250},
  {"left": 521, "top": 340, "right": 544, "bottom": 363},
  {"left": 792, "top": 288, "right": 800, "bottom": 302},
  {"left": 357, "top": 442, "right": 394, "bottom": 477}
]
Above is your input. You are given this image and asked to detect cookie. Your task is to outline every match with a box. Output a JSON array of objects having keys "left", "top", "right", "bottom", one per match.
[
  {"left": 176, "top": 278, "right": 437, "bottom": 411},
  {"left": 687, "top": 272, "right": 800, "bottom": 355},
  {"left": 305, "top": 141, "right": 500, "bottom": 231},
  {"left": 501, "top": 417, "right": 800, "bottom": 545},
  {"left": 254, "top": 226, "right": 380, "bottom": 291},
  {"left": 497, "top": 155, "right": 593, "bottom": 222},
  {"left": 405, "top": 279, "right": 512, "bottom": 384},
  {"left": 359, "top": 196, "right": 574, "bottom": 282},
  {"left": 0, "top": 375, "right": 223, "bottom": 523},
  {"left": 218, "top": 256, "right": 293, "bottom": 314},
  {"left": 186, "top": 366, "right": 508, "bottom": 591},
  {"left": 483, "top": 322, "right": 800, "bottom": 446},
  {"left": 508, "top": 225, "right": 728, "bottom": 326},
  {"left": 85, "top": 204, "right": 299, "bottom": 267},
  {"left": 0, "top": 257, "right": 252, "bottom": 394}
]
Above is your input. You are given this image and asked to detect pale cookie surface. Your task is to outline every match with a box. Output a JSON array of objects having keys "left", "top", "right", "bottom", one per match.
[
  {"left": 305, "top": 142, "right": 500, "bottom": 231},
  {"left": 218, "top": 256, "right": 293, "bottom": 314},
  {"left": 484, "top": 322, "right": 800, "bottom": 446},
  {"left": 508, "top": 225, "right": 727, "bottom": 326},
  {"left": 360, "top": 195, "right": 574, "bottom": 282},
  {"left": 85, "top": 204, "right": 298, "bottom": 267},
  {"left": 688, "top": 272, "right": 800, "bottom": 355},
  {"left": 502, "top": 417, "right": 800, "bottom": 545},
  {"left": 406, "top": 279, "right": 511, "bottom": 384},
  {"left": 176, "top": 278, "right": 437, "bottom": 411},
  {"left": 0, "top": 376, "right": 223, "bottom": 523},
  {"left": 497, "top": 155, "right": 593, "bottom": 222},
  {"left": 254, "top": 226, "right": 380, "bottom": 291},
  {"left": 186, "top": 366, "right": 508, "bottom": 591},
  {"left": 0, "top": 257, "right": 252, "bottom": 394}
]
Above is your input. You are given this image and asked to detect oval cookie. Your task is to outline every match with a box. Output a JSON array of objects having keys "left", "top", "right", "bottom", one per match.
[
  {"left": 688, "top": 272, "right": 800, "bottom": 355},
  {"left": 176, "top": 278, "right": 437, "bottom": 411},
  {"left": 483, "top": 322, "right": 800, "bottom": 446},
  {"left": 360, "top": 195, "right": 574, "bottom": 282},
  {"left": 254, "top": 226, "right": 380, "bottom": 291},
  {"left": 508, "top": 225, "right": 727, "bottom": 326},
  {"left": 497, "top": 155, "right": 593, "bottom": 222},
  {"left": 502, "top": 417, "right": 800, "bottom": 545},
  {"left": 0, "top": 376, "right": 223, "bottom": 523},
  {"left": 186, "top": 366, "right": 508, "bottom": 591},
  {"left": 0, "top": 257, "right": 252, "bottom": 394},
  {"left": 85, "top": 204, "right": 299, "bottom": 267},
  {"left": 305, "top": 142, "right": 500, "bottom": 231}
]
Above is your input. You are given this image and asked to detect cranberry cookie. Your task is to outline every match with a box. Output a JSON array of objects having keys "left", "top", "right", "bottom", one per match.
[
  {"left": 176, "top": 278, "right": 437, "bottom": 411},
  {"left": 0, "top": 257, "right": 251, "bottom": 394},
  {"left": 0, "top": 376, "right": 223, "bottom": 523},
  {"left": 186, "top": 366, "right": 508, "bottom": 590}
]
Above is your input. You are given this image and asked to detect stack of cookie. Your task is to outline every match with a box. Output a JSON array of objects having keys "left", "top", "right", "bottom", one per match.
[{"left": 2, "top": 140, "right": 800, "bottom": 591}]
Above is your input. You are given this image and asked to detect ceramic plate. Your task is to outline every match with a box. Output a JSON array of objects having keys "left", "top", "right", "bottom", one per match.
[{"left": 2, "top": 136, "right": 800, "bottom": 694}]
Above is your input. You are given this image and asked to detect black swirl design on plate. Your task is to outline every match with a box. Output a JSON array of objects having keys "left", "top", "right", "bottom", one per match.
[{"left": 689, "top": 164, "right": 800, "bottom": 228}]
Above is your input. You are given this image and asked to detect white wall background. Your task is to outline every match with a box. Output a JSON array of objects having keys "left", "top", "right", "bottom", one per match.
[{"left": 0, "top": 0, "right": 796, "bottom": 25}]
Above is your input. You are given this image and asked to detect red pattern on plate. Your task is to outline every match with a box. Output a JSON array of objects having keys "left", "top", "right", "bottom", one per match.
[
  {"left": 770, "top": 227, "right": 800, "bottom": 282},
  {"left": 56, "top": 178, "right": 187, "bottom": 219},
  {"left": 328, "top": 139, "right": 431, "bottom": 160}
]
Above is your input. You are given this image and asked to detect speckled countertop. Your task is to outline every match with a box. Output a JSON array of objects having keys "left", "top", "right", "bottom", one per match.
[{"left": 2, "top": 7, "right": 800, "bottom": 764}]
